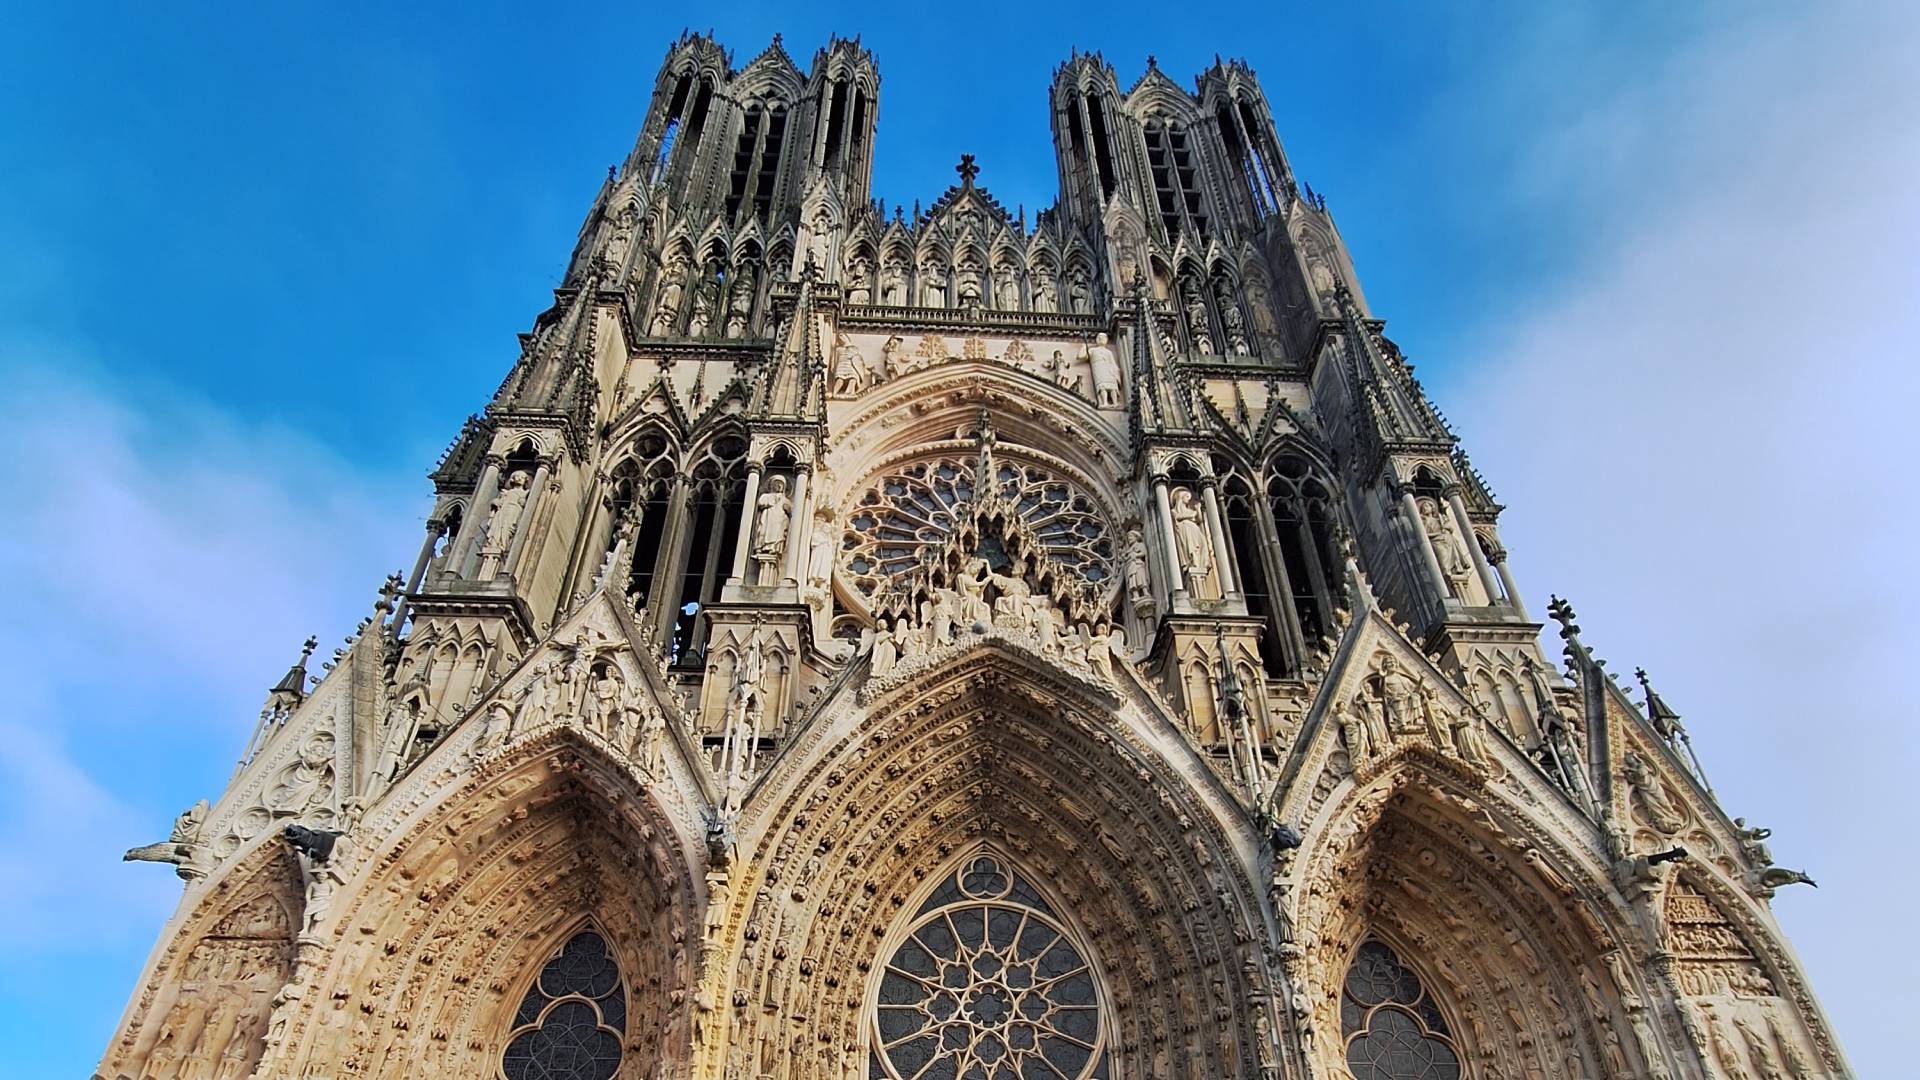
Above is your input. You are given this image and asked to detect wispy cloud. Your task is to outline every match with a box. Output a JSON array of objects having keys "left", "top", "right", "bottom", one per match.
[
  {"left": 1443, "top": 4, "right": 1920, "bottom": 1070},
  {"left": 0, "top": 343, "right": 421, "bottom": 948}
]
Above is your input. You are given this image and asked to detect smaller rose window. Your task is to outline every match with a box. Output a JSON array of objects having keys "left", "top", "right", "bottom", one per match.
[{"left": 870, "top": 855, "right": 1108, "bottom": 1080}]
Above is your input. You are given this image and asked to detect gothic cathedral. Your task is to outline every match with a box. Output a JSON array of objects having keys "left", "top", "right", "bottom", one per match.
[{"left": 100, "top": 34, "right": 1848, "bottom": 1080}]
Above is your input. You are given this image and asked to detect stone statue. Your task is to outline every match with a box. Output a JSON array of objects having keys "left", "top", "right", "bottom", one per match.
[
  {"left": 804, "top": 518, "right": 835, "bottom": 603},
  {"left": 686, "top": 281, "right": 715, "bottom": 337},
  {"left": 1339, "top": 700, "right": 1372, "bottom": 766},
  {"left": 881, "top": 334, "right": 906, "bottom": 380},
  {"left": 588, "top": 668, "right": 623, "bottom": 738},
  {"left": 1169, "top": 487, "right": 1215, "bottom": 596},
  {"left": 752, "top": 476, "right": 791, "bottom": 577},
  {"left": 1218, "top": 288, "right": 1251, "bottom": 354},
  {"left": 994, "top": 266, "right": 1019, "bottom": 308},
  {"left": 1625, "top": 751, "right": 1687, "bottom": 833},
  {"left": 1734, "top": 819, "right": 1774, "bottom": 867},
  {"left": 1377, "top": 657, "right": 1421, "bottom": 737},
  {"left": 473, "top": 700, "right": 511, "bottom": 757},
  {"left": 1450, "top": 709, "right": 1493, "bottom": 769},
  {"left": 808, "top": 214, "right": 832, "bottom": 272},
  {"left": 513, "top": 662, "right": 553, "bottom": 733},
  {"left": 1048, "top": 349, "right": 1080, "bottom": 392},
  {"left": 477, "top": 470, "right": 532, "bottom": 562},
  {"left": 1123, "top": 527, "right": 1152, "bottom": 602},
  {"left": 1184, "top": 285, "right": 1215, "bottom": 354},
  {"left": 1085, "top": 333, "right": 1123, "bottom": 408},
  {"left": 1034, "top": 275, "right": 1058, "bottom": 312},
  {"left": 1067, "top": 266, "right": 1091, "bottom": 313},
  {"left": 846, "top": 257, "right": 872, "bottom": 304},
  {"left": 724, "top": 267, "right": 753, "bottom": 339},
  {"left": 920, "top": 264, "right": 947, "bottom": 307},
  {"left": 870, "top": 617, "right": 897, "bottom": 678},
  {"left": 956, "top": 266, "right": 982, "bottom": 305},
  {"left": 636, "top": 700, "right": 667, "bottom": 776},
  {"left": 1419, "top": 496, "right": 1474, "bottom": 593},
  {"left": 880, "top": 264, "right": 905, "bottom": 305},
  {"left": 830, "top": 333, "right": 868, "bottom": 397},
  {"left": 651, "top": 267, "right": 685, "bottom": 334}
]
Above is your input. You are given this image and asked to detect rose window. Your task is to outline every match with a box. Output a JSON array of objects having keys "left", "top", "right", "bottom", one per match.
[
  {"left": 842, "top": 456, "right": 1113, "bottom": 602},
  {"left": 870, "top": 854, "right": 1108, "bottom": 1080}
]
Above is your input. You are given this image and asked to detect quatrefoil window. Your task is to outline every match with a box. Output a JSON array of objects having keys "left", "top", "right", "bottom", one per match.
[
  {"left": 501, "top": 929, "right": 627, "bottom": 1080},
  {"left": 870, "top": 854, "right": 1109, "bottom": 1080}
]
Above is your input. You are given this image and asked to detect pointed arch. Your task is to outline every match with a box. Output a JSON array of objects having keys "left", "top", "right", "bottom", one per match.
[
  {"left": 275, "top": 739, "right": 702, "bottom": 1079},
  {"left": 718, "top": 648, "right": 1272, "bottom": 1080}
]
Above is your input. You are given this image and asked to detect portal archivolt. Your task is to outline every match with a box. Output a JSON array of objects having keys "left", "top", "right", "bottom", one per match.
[
  {"left": 722, "top": 664, "right": 1272, "bottom": 1080},
  {"left": 1294, "top": 774, "right": 1657, "bottom": 1080}
]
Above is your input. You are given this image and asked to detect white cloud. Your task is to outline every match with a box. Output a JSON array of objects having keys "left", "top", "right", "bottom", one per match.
[
  {"left": 1444, "top": 3, "right": 1920, "bottom": 1072},
  {"left": 0, "top": 346, "right": 422, "bottom": 946}
]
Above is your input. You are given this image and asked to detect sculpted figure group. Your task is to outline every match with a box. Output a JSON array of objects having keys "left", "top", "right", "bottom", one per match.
[
  {"left": 866, "top": 553, "right": 1122, "bottom": 686},
  {"left": 1337, "top": 654, "right": 1493, "bottom": 773}
]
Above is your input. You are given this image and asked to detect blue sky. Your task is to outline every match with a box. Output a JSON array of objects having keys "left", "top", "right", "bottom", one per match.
[{"left": 3, "top": 3, "right": 1914, "bottom": 1075}]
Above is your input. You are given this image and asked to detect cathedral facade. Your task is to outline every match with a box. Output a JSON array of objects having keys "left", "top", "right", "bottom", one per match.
[{"left": 101, "top": 33, "right": 1848, "bottom": 1080}]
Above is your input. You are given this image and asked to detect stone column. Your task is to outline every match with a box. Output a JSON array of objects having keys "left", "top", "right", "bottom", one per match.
[
  {"left": 1200, "top": 480, "right": 1238, "bottom": 598},
  {"left": 1152, "top": 477, "right": 1184, "bottom": 598},
  {"left": 1400, "top": 490, "right": 1453, "bottom": 604},
  {"left": 728, "top": 463, "right": 764, "bottom": 586},
  {"left": 504, "top": 458, "right": 554, "bottom": 578},
  {"left": 1493, "top": 549, "right": 1528, "bottom": 620},
  {"left": 782, "top": 467, "right": 812, "bottom": 585},
  {"left": 389, "top": 517, "right": 443, "bottom": 632},
  {"left": 1446, "top": 485, "right": 1502, "bottom": 606},
  {"left": 451, "top": 456, "right": 504, "bottom": 578}
]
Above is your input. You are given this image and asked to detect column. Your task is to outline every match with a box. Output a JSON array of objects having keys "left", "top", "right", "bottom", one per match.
[
  {"left": 782, "top": 466, "right": 812, "bottom": 585},
  {"left": 1399, "top": 490, "right": 1452, "bottom": 604},
  {"left": 503, "top": 458, "right": 554, "bottom": 578},
  {"left": 728, "top": 463, "right": 764, "bottom": 586},
  {"left": 1152, "top": 477, "right": 1184, "bottom": 598},
  {"left": 1446, "top": 485, "right": 1502, "bottom": 606},
  {"left": 449, "top": 456, "right": 503, "bottom": 577},
  {"left": 1492, "top": 550, "right": 1529, "bottom": 621},
  {"left": 1258, "top": 505, "right": 1307, "bottom": 670},
  {"left": 1200, "top": 480, "right": 1238, "bottom": 597},
  {"left": 389, "top": 518, "right": 443, "bottom": 632}
]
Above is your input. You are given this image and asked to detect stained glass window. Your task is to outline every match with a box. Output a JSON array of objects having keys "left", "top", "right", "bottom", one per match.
[
  {"left": 842, "top": 457, "right": 1113, "bottom": 602},
  {"left": 1340, "top": 940, "right": 1462, "bottom": 1080},
  {"left": 870, "top": 854, "right": 1109, "bottom": 1080},
  {"left": 502, "top": 929, "right": 627, "bottom": 1080}
]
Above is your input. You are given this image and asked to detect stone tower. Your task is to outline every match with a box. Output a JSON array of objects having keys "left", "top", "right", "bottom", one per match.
[{"left": 101, "top": 33, "right": 1848, "bottom": 1080}]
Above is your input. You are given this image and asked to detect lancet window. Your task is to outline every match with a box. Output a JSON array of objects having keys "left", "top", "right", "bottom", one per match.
[
  {"left": 612, "top": 431, "right": 676, "bottom": 606},
  {"left": 842, "top": 456, "right": 1114, "bottom": 605},
  {"left": 1144, "top": 119, "right": 1210, "bottom": 241},
  {"left": 870, "top": 853, "right": 1109, "bottom": 1080},
  {"left": 1339, "top": 940, "right": 1462, "bottom": 1080},
  {"left": 1266, "top": 454, "right": 1341, "bottom": 646},
  {"left": 501, "top": 928, "right": 628, "bottom": 1080},
  {"left": 665, "top": 435, "right": 746, "bottom": 665}
]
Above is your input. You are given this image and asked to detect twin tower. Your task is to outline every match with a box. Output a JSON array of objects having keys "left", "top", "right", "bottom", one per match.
[{"left": 101, "top": 32, "right": 1846, "bottom": 1080}]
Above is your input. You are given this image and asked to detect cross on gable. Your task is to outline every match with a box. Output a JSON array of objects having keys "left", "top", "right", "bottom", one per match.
[{"left": 956, "top": 154, "right": 980, "bottom": 187}]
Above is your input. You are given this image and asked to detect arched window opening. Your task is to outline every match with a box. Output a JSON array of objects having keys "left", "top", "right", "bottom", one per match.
[
  {"left": 824, "top": 78, "right": 850, "bottom": 168},
  {"left": 753, "top": 106, "right": 787, "bottom": 223},
  {"left": 725, "top": 107, "right": 763, "bottom": 221},
  {"left": 1340, "top": 940, "right": 1462, "bottom": 1080},
  {"left": 1087, "top": 95, "right": 1118, "bottom": 201},
  {"left": 501, "top": 928, "right": 627, "bottom": 1080},
  {"left": 1217, "top": 101, "right": 1271, "bottom": 218},
  {"left": 1268, "top": 455, "right": 1338, "bottom": 646},
  {"left": 1221, "top": 475, "right": 1288, "bottom": 678},
  {"left": 1238, "top": 99, "right": 1283, "bottom": 212},
  {"left": 669, "top": 435, "right": 747, "bottom": 666},
  {"left": 652, "top": 74, "right": 693, "bottom": 183},
  {"left": 869, "top": 853, "right": 1109, "bottom": 1080},
  {"left": 849, "top": 88, "right": 869, "bottom": 166},
  {"left": 617, "top": 432, "right": 677, "bottom": 609}
]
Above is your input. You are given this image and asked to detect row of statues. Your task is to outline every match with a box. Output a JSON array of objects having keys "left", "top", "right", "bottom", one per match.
[
  {"left": 844, "top": 255, "right": 1096, "bottom": 314},
  {"left": 827, "top": 332, "right": 1124, "bottom": 409},
  {"left": 650, "top": 259, "right": 759, "bottom": 340},
  {"left": 866, "top": 554, "right": 1124, "bottom": 684}
]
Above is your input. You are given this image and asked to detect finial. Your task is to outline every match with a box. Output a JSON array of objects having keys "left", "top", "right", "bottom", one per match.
[
  {"left": 376, "top": 572, "right": 405, "bottom": 614},
  {"left": 956, "top": 154, "right": 979, "bottom": 188},
  {"left": 607, "top": 164, "right": 617, "bottom": 181},
  {"left": 1546, "top": 594, "right": 1579, "bottom": 639},
  {"left": 772, "top": 32, "right": 782, "bottom": 46},
  {"left": 1147, "top": 54, "right": 1158, "bottom": 71}
]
